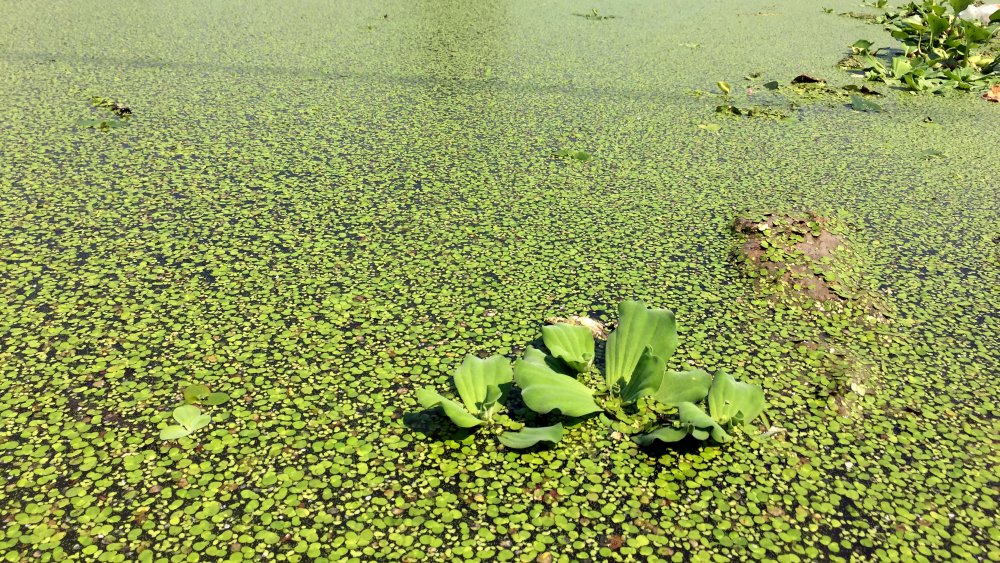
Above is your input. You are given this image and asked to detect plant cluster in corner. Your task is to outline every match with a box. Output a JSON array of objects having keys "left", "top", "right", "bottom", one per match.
[
  {"left": 847, "top": 0, "right": 1000, "bottom": 92},
  {"left": 414, "top": 301, "right": 766, "bottom": 450}
]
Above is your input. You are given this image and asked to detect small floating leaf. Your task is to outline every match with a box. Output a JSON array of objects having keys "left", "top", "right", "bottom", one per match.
[
  {"left": 498, "top": 424, "right": 564, "bottom": 449},
  {"left": 850, "top": 94, "right": 883, "bottom": 112}
]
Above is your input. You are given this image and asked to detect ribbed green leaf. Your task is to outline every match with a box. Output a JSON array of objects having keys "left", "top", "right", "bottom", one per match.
[
  {"left": 707, "top": 370, "right": 766, "bottom": 428},
  {"left": 498, "top": 424, "right": 564, "bottom": 449},
  {"left": 159, "top": 425, "right": 191, "bottom": 441},
  {"left": 633, "top": 425, "right": 688, "bottom": 446},
  {"left": 515, "top": 350, "right": 601, "bottom": 417},
  {"left": 173, "top": 405, "right": 211, "bottom": 432},
  {"left": 678, "top": 401, "right": 730, "bottom": 442},
  {"left": 453, "top": 354, "right": 513, "bottom": 416},
  {"left": 620, "top": 348, "right": 665, "bottom": 404},
  {"left": 541, "top": 323, "right": 594, "bottom": 373},
  {"left": 605, "top": 301, "right": 678, "bottom": 389},
  {"left": 415, "top": 388, "right": 484, "bottom": 428},
  {"left": 655, "top": 369, "right": 713, "bottom": 405}
]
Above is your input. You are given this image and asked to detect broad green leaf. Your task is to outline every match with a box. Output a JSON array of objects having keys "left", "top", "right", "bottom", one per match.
[
  {"left": 541, "top": 323, "right": 594, "bottom": 373},
  {"left": 678, "top": 401, "right": 730, "bottom": 442},
  {"left": 633, "top": 425, "right": 688, "bottom": 446},
  {"left": 184, "top": 384, "right": 211, "bottom": 403},
  {"left": 655, "top": 369, "right": 713, "bottom": 405},
  {"left": 927, "top": 13, "right": 948, "bottom": 39},
  {"left": 203, "top": 392, "right": 230, "bottom": 406},
  {"left": 950, "top": 0, "right": 974, "bottom": 14},
  {"left": 159, "top": 425, "right": 191, "bottom": 440},
  {"left": 453, "top": 355, "right": 513, "bottom": 416},
  {"left": 707, "top": 370, "right": 766, "bottom": 429},
  {"left": 892, "top": 56, "right": 913, "bottom": 79},
  {"left": 850, "top": 94, "right": 883, "bottom": 112},
  {"left": 173, "top": 404, "right": 210, "bottom": 430},
  {"left": 605, "top": 301, "right": 678, "bottom": 389},
  {"left": 716, "top": 81, "right": 732, "bottom": 95},
  {"left": 515, "top": 353, "right": 601, "bottom": 417},
  {"left": 620, "top": 349, "right": 665, "bottom": 404},
  {"left": 482, "top": 384, "right": 505, "bottom": 418},
  {"left": 498, "top": 424, "right": 564, "bottom": 449},
  {"left": 415, "top": 388, "right": 484, "bottom": 428}
]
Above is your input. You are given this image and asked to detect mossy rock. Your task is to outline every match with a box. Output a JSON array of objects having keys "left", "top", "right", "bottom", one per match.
[
  {"left": 733, "top": 211, "right": 891, "bottom": 417},
  {"left": 734, "top": 211, "right": 866, "bottom": 304}
]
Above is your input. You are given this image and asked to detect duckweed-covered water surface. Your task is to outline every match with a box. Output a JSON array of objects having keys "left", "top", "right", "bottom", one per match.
[{"left": 1, "top": 0, "right": 998, "bottom": 561}]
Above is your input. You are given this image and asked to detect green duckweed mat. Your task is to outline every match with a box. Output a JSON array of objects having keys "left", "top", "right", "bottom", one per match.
[{"left": 0, "top": 0, "right": 998, "bottom": 561}]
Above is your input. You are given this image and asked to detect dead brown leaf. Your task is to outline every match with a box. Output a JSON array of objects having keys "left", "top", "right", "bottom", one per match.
[{"left": 982, "top": 84, "right": 1000, "bottom": 103}]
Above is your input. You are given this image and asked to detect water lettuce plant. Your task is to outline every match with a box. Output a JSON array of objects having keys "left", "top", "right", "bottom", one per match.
[
  {"left": 415, "top": 354, "right": 513, "bottom": 428},
  {"left": 159, "top": 384, "right": 231, "bottom": 441},
  {"left": 516, "top": 301, "right": 766, "bottom": 445},
  {"left": 159, "top": 404, "right": 212, "bottom": 440}
]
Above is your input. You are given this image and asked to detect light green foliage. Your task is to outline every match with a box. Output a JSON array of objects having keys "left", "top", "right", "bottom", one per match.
[
  {"left": 516, "top": 301, "right": 764, "bottom": 446},
  {"left": 514, "top": 347, "right": 602, "bottom": 417},
  {"left": 160, "top": 383, "right": 230, "bottom": 441},
  {"left": 605, "top": 301, "right": 678, "bottom": 390},
  {"left": 498, "top": 424, "right": 564, "bottom": 449},
  {"left": 655, "top": 369, "right": 714, "bottom": 405},
  {"left": 636, "top": 370, "right": 765, "bottom": 445},
  {"left": 416, "top": 354, "right": 513, "bottom": 427},
  {"left": 854, "top": 0, "right": 1000, "bottom": 91},
  {"left": 541, "top": 323, "right": 595, "bottom": 373},
  {"left": 159, "top": 405, "right": 212, "bottom": 440},
  {"left": 619, "top": 349, "right": 666, "bottom": 404},
  {"left": 708, "top": 370, "right": 766, "bottom": 428}
]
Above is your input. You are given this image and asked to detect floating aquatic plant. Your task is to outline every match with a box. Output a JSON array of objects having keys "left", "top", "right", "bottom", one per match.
[
  {"left": 516, "top": 301, "right": 766, "bottom": 445},
  {"left": 415, "top": 354, "right": 513, "bottom": 428}
]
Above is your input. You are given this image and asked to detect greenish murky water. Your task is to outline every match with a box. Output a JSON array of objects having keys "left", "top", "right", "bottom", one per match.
[{"left": 0, "top": 1, "right": 997, "bottom": 561}]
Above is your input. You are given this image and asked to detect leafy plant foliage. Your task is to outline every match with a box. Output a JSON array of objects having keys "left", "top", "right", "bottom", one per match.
[
  {"left": 516, "top": 301, "right": 766, "bottom": 446},
  {"left": 851, "top": 0, "right": 1000, "bottom": 92},
  {"left": 411, "top": 301, "right": 766, "bottom": 450},
  {"left": 160, "top": 384, "right": 230, "bottom": 441},
  {"left": 415, "top": 354, "right": 513, "bottom": 428}
]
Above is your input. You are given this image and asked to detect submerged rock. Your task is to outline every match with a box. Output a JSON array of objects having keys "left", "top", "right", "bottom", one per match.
[
  {"left": 733, "top": 211, "right": 891, "bottom": 418},
  {"left": 733, "top": 211, "right": 856, "bottom": 302}
]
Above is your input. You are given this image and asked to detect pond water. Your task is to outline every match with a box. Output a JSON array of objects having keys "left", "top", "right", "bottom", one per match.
[{"left": 0, "top": 0, "right": 997, "bottom": 560}]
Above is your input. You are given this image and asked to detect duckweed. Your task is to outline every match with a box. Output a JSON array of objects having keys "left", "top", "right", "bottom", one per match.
[{"left": 0, "top": 0, "right": 996, "bottom": 560}]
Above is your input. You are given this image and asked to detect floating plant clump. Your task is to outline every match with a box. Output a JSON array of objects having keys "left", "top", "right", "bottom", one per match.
[{"left": 415, "top": 301, "right": 767, "bottom": 449}]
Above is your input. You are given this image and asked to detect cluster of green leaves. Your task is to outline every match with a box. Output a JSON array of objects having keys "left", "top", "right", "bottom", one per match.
[
  {"left": 854, "top": 0, "right": 1000, "bottom": 91},
  {"left": 78, "top": 96, "right": 132, "bottom": 129},
  {"left": 552, "top": 148, "right": 594, "bottom": 161},
  {"left": 415, "top": 355, "right": 512, "bottom": 428},
  {"left": 712, "top": 80, "right": 790, "bottom": 119},
  {"left": 514, "top": 301, "right": 765, "bottom": 446},
  {"left": 159, "top": 384, "right": 230, "bottom": 440},
  {"left": 415, "top": 301, "right": 766, "bottom": 449}
]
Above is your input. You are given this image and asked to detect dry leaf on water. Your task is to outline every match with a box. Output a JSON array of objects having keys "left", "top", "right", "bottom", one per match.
[{"left": 983, "top": 84, "right": 1000, "bottom": 103}]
